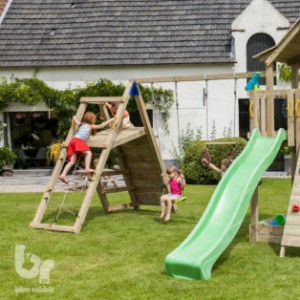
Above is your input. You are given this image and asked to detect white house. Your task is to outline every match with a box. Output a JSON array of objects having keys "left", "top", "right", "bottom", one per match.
[{"left": 0, "top": 0, "right": 299, "bottom": 165}]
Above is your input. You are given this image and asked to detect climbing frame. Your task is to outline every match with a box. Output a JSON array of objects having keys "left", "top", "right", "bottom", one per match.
[{"left": 30, "top": 81, "right": 167, "bottom": 233}]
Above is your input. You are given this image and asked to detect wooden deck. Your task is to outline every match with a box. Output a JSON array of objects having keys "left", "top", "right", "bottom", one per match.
[{"left": 88, "top": 127, "right": 145, "bottom": 148}]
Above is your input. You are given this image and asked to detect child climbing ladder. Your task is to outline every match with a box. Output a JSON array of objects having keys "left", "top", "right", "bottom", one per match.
[{"left": 30, "top": 81, "right": 167, "bottom": 233}]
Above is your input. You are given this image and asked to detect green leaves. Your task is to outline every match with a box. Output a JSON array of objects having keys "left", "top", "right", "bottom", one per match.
[
  {"left": 0, "top": 78, "right": 174, "bottom": 139},
  {"left": 0, "top": 147, "right": 16, "bottom": 169}
]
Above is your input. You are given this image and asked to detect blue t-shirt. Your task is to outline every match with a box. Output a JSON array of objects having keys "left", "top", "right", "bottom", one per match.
[{"left": 74, "top": 124, "right": 91, "bottom": 141}]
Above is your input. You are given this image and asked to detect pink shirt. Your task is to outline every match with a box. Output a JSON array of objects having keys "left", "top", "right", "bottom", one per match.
[{"left": 169, "top": 177, "right": 182, "bottom": 195}]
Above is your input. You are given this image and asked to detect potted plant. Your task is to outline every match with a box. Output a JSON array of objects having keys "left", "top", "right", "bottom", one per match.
[
  {"left": 47, "top": 142, "right": 62, "bottom": 166},
  {"left": 0, "top": 146, "right": 17, "bottom": 176}
]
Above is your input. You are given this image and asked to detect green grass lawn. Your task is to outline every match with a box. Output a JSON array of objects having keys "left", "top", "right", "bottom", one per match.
[{"left": 1, "top": 179, "right": 300, "bottom": 300}]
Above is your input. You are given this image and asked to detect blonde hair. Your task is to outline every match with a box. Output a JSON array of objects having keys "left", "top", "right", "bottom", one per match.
[{"left": 166, "top": 166, "right": 185, "bottom": 186}]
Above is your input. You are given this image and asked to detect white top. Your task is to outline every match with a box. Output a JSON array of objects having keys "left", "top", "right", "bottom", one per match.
[{"left": 74, "top": 123, "right": 91, "bottom": 141}]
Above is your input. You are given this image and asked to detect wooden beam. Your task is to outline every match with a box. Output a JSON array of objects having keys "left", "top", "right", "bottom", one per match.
[
  {"left": 249, "top": 187, "right": 259, "bottom": 242},
  {"left": 291, "top": 65, "right": 299, "bottom": 89},
  {"left": 108, "top": 202, "right": 136, "bottom": 212},
  {"left": 287, "top": 90, "right": 295, "bottom": 147},
  {"left": 266, "top": 65, "right": 275, "bottom": 136},
  {"left": 129, "top": 71, "right": 269, "bottom": 84},
  {"left": 264, "top": 19, "right": 300, "bottom": 66},
  {"left": 80, "top": 97, "right": 124, "bottom": 104},
  {"left": 87, "top": 128, "right": 146, "bottom": 148},
  {"left": 30, "top": 223, "right": 75, "bottom": 233},
  {"left": 205, "top": 142, "right": 236, "bottom": 145}
]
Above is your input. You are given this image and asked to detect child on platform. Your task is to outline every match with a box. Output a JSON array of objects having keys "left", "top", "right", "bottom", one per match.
[
  {"left": 59, "top": 112, "right": 114, "bottom": 184},
  {"left": 105, "top": 102, "right": 134, "bottom": 129},
  {"left": 201, "top": 157, "right": 232, "bottom": 176},
  {"left": 160, "top": 166, "right": 186, "bottom": 222}
]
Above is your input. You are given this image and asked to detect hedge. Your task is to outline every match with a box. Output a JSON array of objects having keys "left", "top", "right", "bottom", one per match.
[{"left": 182, "top": 137, "right": 247, "bottom": 184}]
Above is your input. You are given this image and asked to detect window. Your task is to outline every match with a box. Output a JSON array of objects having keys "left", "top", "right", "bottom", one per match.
[{"left": 247, "top": 33, "right": 276, "bottom": 85}]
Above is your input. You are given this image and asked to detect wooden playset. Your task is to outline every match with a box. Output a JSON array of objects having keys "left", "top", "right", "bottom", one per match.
[
  {"left": 30, "top": 81, "right": 167, "bottom": 233},
  {"left": 248, "top": 19, "right": 300, "bottom": 256}
]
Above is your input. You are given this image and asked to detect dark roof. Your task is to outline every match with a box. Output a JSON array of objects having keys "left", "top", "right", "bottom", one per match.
[{"left": 0, "top": 0, "right": 299, "bottom": 67}]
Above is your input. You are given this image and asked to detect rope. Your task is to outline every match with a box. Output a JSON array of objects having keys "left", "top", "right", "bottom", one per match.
[
  {"left": 233, "top": 77, "right": 237, "bottom": 137},
  {"left": 174, "top": 79, "right": 181, "bottom": 152},
  {"left": 150, "top": 80, "right": 161, "bottom": 147},
  {"left": 53, "top": 163, "right": 86, "bottom": 223}
]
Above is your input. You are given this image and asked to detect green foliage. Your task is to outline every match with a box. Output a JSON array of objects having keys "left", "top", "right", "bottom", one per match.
[
  {"left": 172, "top": 123, "right": 203, "bottom": 166},
  {"left": 0, "top": 77, "right": 57, "bottom": 111},
  {"left": 223, "top": 121, "right": 233, "bottom": 138},
  {"left": 183, "top": 137, "right": 247, "bottom": 184},
  {"left": 1, "top": 180, "right": 300, "bottom": 299},
  {"left": 210, "top": 120, "right": 217, "bottom": 140},
  {"left": 0, "top": 77, "right": 174, "bottom": 139},
  {"left": 278, "top": 63, "right": 300, "bottom": 82},
  {"left": 280, "top": 140, "right": 292, "bottom": 155},
  {"left": 0, "top": 121, "right": 6, "bottom": 142},
  {"left": 0, "top": 146, "right": 16, "bottom": 169}
]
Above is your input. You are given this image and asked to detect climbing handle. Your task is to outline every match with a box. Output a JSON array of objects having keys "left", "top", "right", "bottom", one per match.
[
  {"left": 286, "top": 100, "right": 293, "bottom": 117},
  {"left": 295, "top": 100, "right": 300, "bottom": 117},
  {"left": 249, "top": 101, "right": 254, "bottom": 119}
]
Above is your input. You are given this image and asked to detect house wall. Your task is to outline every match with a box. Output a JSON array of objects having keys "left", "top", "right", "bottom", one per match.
[
  {"left": 1, "top": 64, "right": 239, "bottom": 160},
  {"left": 232, "top": 0, "right": 290, "bottom": 74},
  {"left": 0, "top": 0, "right": 293, "bottom": 161}
]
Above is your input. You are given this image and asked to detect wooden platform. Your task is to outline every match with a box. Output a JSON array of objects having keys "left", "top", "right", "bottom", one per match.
[
  {"left": 88, "top": 127, "right": 145, "bottom": 148},
  {"left": 251, "top": 218, "right": 284, "bottom": 244}
]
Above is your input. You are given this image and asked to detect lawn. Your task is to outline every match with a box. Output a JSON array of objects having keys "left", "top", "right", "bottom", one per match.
[{"left": 1, "top": 179, "right": 300, "bottom": 300}]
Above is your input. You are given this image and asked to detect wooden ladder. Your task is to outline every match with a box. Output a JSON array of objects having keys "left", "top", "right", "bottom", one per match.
[
  {"left": 280, "top": 151, "right": 300, "bottom": 256},
  {"left": 30, "top": 83, "right": 136, "bottom": 233}
]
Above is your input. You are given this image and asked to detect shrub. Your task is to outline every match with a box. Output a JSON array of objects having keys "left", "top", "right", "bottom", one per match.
[
  {"left": 0, "top": 147, "right": 17, "bottom": 170},
  {"left": 182, "top": 137, "right": 247, "bottom": 184}
]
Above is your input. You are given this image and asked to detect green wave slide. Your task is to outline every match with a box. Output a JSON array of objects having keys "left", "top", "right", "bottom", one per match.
[{"left": 165, "top": 128, "right": 287, "bottom": 280}]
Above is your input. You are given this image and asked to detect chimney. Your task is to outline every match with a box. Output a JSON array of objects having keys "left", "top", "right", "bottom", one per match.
[{"left": 0, "top": 0, "right": 8, "bottom": 16}]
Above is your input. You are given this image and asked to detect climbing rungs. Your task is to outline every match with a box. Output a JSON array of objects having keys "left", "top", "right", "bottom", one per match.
[
  {"left": 29, "top": 223, "right": 76, "bottom": 233},
  {"left": 80, "top": 97, "right": 124, "bottom": 104},
  {"left": 102, "top": 186, "right": 133, "bottom": 194}
]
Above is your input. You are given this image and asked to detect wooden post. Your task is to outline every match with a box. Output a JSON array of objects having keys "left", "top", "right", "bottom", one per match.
[
  {"left": 266, "top": 64, "right": 274, "bottom": 136},
  {"left": 249, "top": 187, "right": 259, "bottom": 242},
  {"left": 291, "top": 65, "right": 299, "bottom": 89},
  {"left": 292, "top": 65, "right": 300, "bottom": 183}
]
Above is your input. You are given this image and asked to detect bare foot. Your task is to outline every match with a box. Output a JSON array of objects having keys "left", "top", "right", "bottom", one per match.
[
  {"left": 85, "top": 169, "right": 95, "bottom": 174},
  {"left": 164, "top": 214, "right": 171, "bottom": 222},
  {"left": 59, "top": 175, "right": 69, "bottom": 184},
  {"left": 160, "top": 213, "right": 165, "bottom": 219}
]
